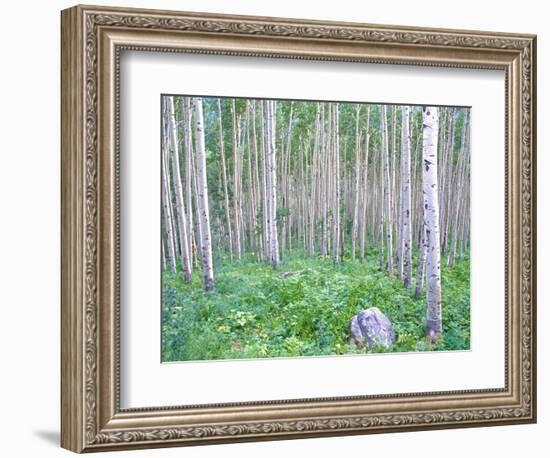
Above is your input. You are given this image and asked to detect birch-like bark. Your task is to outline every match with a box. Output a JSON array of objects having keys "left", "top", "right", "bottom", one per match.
[
  {"left": 192, "top": 97, "right": 214, "bottom": 291},
  {"left": 351, "top": 104, "right": 361, "bottom": 261},
  {"left": 415, "top": 225, "right": 427, "bottom": 298},
  {"left": 161, "top": 135, "right": 177, "bottom": 274},
  {"left": 391, "top": 106, "right": 399, "bottom": 271},
  {"left": 260, "top": 104, "right": 270, "bottom": 261},
  {"left": 167, "top": 97, "right": 192, "bottom": 283},
  {"left": 400, "top": 106, "right": 412, "bottom": 288},
  {"left": 281, "top": 103, "right": 294, "bottom": 255},
  {"left": 251, "top": 101, "right": 263, "bottom": 260},
  {"left": 190, "top": 134, "right": 203, "bottom": 268},
  {"left": 378, "top": 133, "right": 385, "bottom": 269},
  {"left": 381, "top": 105, "right": 393, "bottom": 275},
  {"left": 217, "top": 99, "right": 234, "bottom": 262},
  {"left": 244, "top": 104, "right": 254, "bottom": 253},
  {"left": 265, "top": 99, "right": 280, "bottom": 268},
  {"left": 231, "top": 101, "right": 242, "bottom": 260},
  {"left": 182, "top": 98, "right": 195, "bottom": 270},
  {"left": 331, "top": 103, "right": 341, "bottom": 265},
  {"left": 309, "top": 104, "right": 321, "bottom": 256},
  {"left": 423, "top": 106, "right": 443, "bottom": 336},
  {"left": 321, "top": 105, "right": 329, "bottom": 257},
  {"left": 359, "top": 106, "right": 371, "bottom": 263}
]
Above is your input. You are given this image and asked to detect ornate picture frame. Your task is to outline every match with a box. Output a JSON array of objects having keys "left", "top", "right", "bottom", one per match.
[{"left": 61, "top": 4, "right": 536, "bottom": 453}]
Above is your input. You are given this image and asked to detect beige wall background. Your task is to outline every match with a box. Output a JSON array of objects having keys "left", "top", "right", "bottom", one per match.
[{"left": 0, "top": 1, "right": 545, "bottom": 457}]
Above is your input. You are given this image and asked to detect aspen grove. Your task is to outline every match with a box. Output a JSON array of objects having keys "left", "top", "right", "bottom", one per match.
[{"left": 161, "top": 96, "right": 471, "bottom": 362}]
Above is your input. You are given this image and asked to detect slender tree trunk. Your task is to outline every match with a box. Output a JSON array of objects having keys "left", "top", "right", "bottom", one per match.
[
  {"left": 265, "top": 99, "right": 280, "bottom": 268},
  {"left": 192, "top": 97, "right": 214, "bottom": 291},
  {"left": 190, "top": 134, "right": 203, "bottom": 271},
  {"left": 423, "top": 106, "right": 442, "bottom": 336},
  {"left": 351, "top": 105, "right": 362, "bottom": 261},
  {"left": 216, "top": 99, "right": 234, "bottom": 262},
  {"left": 161, "top": 135, "right": 177, "bottom": 274},
  {"left": 381, "top": 105, "right": 393, "bottom": 275},
  {"left": 321, "top": 105, "right": 329, "bottom": 257},
  {"left": 281, "top": 103, "right": 294, "bottom": 255},
  {"left": 231, "top": 101, "right": 242, "bottom": 260},
  {"left": 161, "top": 238, "right": 167, "bottom": 272},
  {"left": 309, "top": 105, "right": 321, "bottom": 256},
  {"left": 259, "top": 104, "right": 270, "bottom": 261},
  {"left": 378, "top": 137, "right": 385, "bottom": 269},
  {"left": 359, "top": 106, "right": 371, "bottom": 263},
  {"left": 182, "top": 98, "right": 197, "bottom": 270},
  {"left": 167, "top": 97, "right": 192, "bottom": 283},
  {"left": 400, "top": 106, "right": 412, "bottom": 288},
  {"left": 244, "top": 104, "right": 254, "bottom": 253},
  {"left": 251, "top": 101, "right": 263, "bottom": 260},
  {"left": 391, "top": 106, "right": 400, "bottom": 272},
  {"left": 331, "top": 104, "right": 341, "bottom": 265}
]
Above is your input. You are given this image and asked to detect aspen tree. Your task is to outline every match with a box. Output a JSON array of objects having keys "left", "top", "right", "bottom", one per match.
[
  {"left": 351, "top": 104, "right": 362, "bottom": 261},
  {"left": 231, "top": 101, "right": 242, "bottom": 260},
  {"left": 381, "top": 105, "right": 393, "bottom": 275},
  {"left": 400, "top": 106, "right": 412, "bottom": 288},
  {"left": 359, "top": 106, "right": 371, "bottom": 263},
  {"left": 182, "top": 98, "right": 195, "bottom": 270},
  {"left": 217, "top": 99, "right": 234, "bottom": 262},
  {"left": 161, "top": 129, "right": 177, "bottom": 274},
  {"left": 192, "top": 97, "right": 215, "bottom": 291},
  {"left": 265, "top": 99, "right": 280, "bottom": 268},
  {"left": 422, "top": 106, "right": 443, "bottom": 336},
  {"left": 331, "top": 103, "right": 341, "bottom": 265}
]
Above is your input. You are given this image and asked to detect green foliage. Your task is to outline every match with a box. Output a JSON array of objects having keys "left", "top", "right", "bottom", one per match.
[{"left": 162, "top": 249, "right": 470, "bottom": 362}]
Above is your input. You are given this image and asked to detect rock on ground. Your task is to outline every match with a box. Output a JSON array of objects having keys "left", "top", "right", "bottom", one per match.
[{"left": 349, "top": 307, "right": 395, "bottom": 349}]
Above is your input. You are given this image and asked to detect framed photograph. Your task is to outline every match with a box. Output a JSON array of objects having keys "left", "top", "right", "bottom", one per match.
[{"left": 61, "top": 4, "right": 537, "bottom": 453}]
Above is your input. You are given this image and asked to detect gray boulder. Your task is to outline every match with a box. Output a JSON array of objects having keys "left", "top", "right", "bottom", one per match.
[{"left": 349, "top": 307, "right": 395, "bottom": 349}]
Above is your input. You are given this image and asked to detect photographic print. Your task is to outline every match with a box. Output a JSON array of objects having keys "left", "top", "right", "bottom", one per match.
[{"left": 161, "top": 96, "right": 471, "bottom": 362}]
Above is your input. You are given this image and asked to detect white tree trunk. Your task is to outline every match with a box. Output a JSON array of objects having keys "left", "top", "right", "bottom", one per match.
[
  {"left": 332, "top": 103, "right": 341, "bottom": 265},
  {"left": 359, "top": 106, "right": 371, "bottom": 263},
  {"left": 265, "top": 100, "right": 279, "bottom": 268},
  {"left": 260, "top": 104, "right": 271, "bottom": 261},
  {"left": 231, "top": 101, "right": 242, "bottom": 260},
  {"left": 217, "top": 99, "right": 234, "bottom": 262},
  {"left": 381, "top": 105, "right": 393, "bottom": 275},
  {"left": 161, "top": 239, "right": 167, "bottom": 272},
  {"left": 182, "top": 98, "right": 195, "bottom": 270},
  {"left": 400, "top": 106, "right": 412, "bottom": 288},
  {"left": 192, "top": 97, "right": 215, "bottom": 291},
  {"left": 161, "top": 137, "right": 177, "bottom": 274},
  {"left": 321, "top": 106, "right": 328, "bottom": 257},
  {"left": 422, "top": 106, "right": 442, "bottom": 336},
  {"left": 309, "top": 105, "right": 321, "bottom": 256},
  {"left": 351, "top": 104, "right": 361, "bottom": 261},
  {"left": 167, "top": 97, "right": 192, "bottom": 283}
]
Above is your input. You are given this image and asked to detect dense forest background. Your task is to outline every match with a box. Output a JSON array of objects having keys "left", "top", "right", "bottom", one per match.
[{"left": 161, "top": 96, "right": 471, "bottom": 362}]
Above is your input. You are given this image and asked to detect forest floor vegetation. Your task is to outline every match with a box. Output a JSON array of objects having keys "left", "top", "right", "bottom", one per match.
[{"left": 162, "top": 247, "right": 470, "bottom": 362}]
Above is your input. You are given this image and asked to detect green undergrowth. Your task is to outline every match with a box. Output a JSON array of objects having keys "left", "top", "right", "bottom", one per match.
[{"left": 161, "top": 248, "right": 470, "bottom": 362}]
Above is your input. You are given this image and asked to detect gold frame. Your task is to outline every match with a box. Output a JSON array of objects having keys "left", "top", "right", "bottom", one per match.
[{"left": 61, "top": 4, "right": 537, "bottom": 453}]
